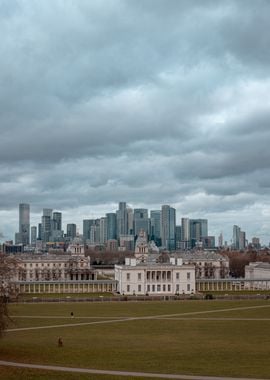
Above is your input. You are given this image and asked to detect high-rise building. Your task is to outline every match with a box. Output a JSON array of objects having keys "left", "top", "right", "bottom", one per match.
[
  {"left": 38, "top": 223, "right": 42, "bottom": 240},
  {"left": 41, "top": 208, "right": 53, "bottom": 243},
  {"left": 83, "top": 219, "right": 96, "bottom": 241},
  {"left": 233, "top": 225, "right": 241, "bottom": 250},
  {"left": 41, "top": 216, "right": 51, "bottom": 243},
  {"left": 31, "top": 226, "right": 37, "bottom": 246},
  {"left": 239, "top": 231, "right": 246, "bottom": 250},
  {"left": 90, "top": 221, "right": 100, "bottom": 244},
  {"left": 251, "top": 237, "right": 260, "bottom": 249},
  {"left": 175, "top": 225, "right": 182, "bottom": 249},
  {"left": 116, "top": 202, "right": 128, "bottom": 239},
  {"left": 43, "top": 208, "right": 53, "bottom": 218},
  {"left": 161, "top": 205, "right": 176, "bottom": 251},
  {"left": 106, "top": 213, "right": 117, "bottom": 240},
  {"left": 67, "top": 223, "right": 76, "bottom": 239},
  {"left": 134, "top": 208, "right": 149, "bottom": 237},
  {"left": 99, "top": 217, "right": 107, "bottom": 244},
  {"left": 52, "top": 212, "right": 62, "bottom": 231},
  {"left": 150, "top": 210, "right": 161, "bottom": 246},
  {"left": 127, "top": 207, "right": 134, "bottom": 235},
  {"left": 181, "top": 218, "right": 190, "bottom": 249},
  {"left": 218, "top": 232, "right": 223, "bottom": 248},
  {"left": 18, "top": 203, "right": 30, "bottom": 245},
  {"left": 190, "top": 219, "right": 208, "bottom": 248}
]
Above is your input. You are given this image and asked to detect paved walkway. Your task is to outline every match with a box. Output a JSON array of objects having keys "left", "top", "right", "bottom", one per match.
[
  {"left": 0, "top": 360, "right": 267, "bottom": 380},
  {"left": 7, "top": 304, "right": 270, "bottom": 333}
]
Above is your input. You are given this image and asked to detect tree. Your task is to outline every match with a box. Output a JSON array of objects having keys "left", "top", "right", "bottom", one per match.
[{"left": 0, "top": 254, "right": 18, "bottom": 336}]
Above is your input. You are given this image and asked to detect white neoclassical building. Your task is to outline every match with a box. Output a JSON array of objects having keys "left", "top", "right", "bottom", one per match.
[{"left": 115, "top": 257, "right": 195, "bottom": 295}]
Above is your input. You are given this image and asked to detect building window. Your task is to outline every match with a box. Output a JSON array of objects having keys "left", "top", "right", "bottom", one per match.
[
  {"left": 187, "top": 284, "right": 191, "bottom": 292},
  {"left": 127, "top": 273, "right": 130, "bottom": 280},
  {"left": 147, "top": 285, "right": 150, "bottom": 292},
  {"left": 163, "top": 284, "right": 166, "bottom": 292},
  {"left": 127, "top": 285, "right": 130, "bottom": 292},
  {"left": 152, "top": 285, "right": 155, "bottom": 292},
  {"left": 138, "top": 273, "right": 141, "bottom": 280},
  {"left": 168, "top": 284, "right": 171, "bottom": 292},
  {"left": 187, "top": 272, "right": 190, "bottom": 280},
  {"left": 157, "top": 284, "right": 161, "bottom": 292},
  {"left": 138, "top": 285, "right": 141, "bottom": 292},
  {"left": 176, "top": 272, "right": 179, "bottom": 280},
  {"left": 176, "top": 284, "right": 179, "bottom": 292}
]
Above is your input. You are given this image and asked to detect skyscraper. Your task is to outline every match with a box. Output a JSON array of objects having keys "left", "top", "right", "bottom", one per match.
[
  {"left": 41, "top": 215, "right": 51, "bottom": 243},
  {"left": 239, "top": 230, "right": 246, "bottom": 250},
  {"left": 99, "top": 217, "right": 108, "bottom": 244},
  {"left": 161, "top": 205, "right": 176, "bottom": 251},
  {"left": 52, "top": 212, "right": 62, "bottom": 231},
  {"left": 18, "top": 203, "right": 30, "bottom": 245},
  {"left": 233, "top": 225, "right": 241, "bottom": 250},
  {"left": 83, "top": 219, "right": 96, "bottom": 241},
  {"left": 116, "top": 202, "right": 128, "bottom": 239},
  {"left": 190, "top": 219, "right": 208, "bottom": 248},
  {"left": 67, "top": 223, "right": 76, "bottom": 239},
  {"left": 43, "top": 208, "right": 53, "bottom": 218},
  {"left": 175, "top": 225, "right": 182, "bottom": 249},
  {"left": 106, "top": 213, "right": 117, "bottom": 240},
  {"left": 31, "top": 226, "right": 37, "bottom": 246},
  {"left": 41, "top": 208, "right": 53, "bottom": 242},
  {"left": 150, "top": 210, "right": 161, "bottom": 245},
  {"left": 181, "top": 218, "right": 190, "bottom": 249},
  {"left": 127, "top": 207, "right": 134, "bottom": 235},
  {"left": 134, "top": 208, "right": 149, "bottom": 237}
]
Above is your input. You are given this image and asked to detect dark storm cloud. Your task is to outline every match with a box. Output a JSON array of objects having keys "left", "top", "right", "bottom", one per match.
[{"left": 1, "top": 0, "right": 270, "bottom": 242}]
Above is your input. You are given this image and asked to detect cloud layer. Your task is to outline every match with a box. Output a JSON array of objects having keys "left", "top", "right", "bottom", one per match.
[{"left": 1, "top": 0, "right": 270, "bottom": 243}]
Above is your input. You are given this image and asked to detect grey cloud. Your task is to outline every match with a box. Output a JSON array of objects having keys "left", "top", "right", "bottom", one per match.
[{"left": 1, "top": 1, "right": 270, "bottom": 242}]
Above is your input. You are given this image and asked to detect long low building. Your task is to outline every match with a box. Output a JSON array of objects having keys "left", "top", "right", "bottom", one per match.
[
  {"left": 245, "top": 262, "right": 270, "bottom": 289},
  {"left": 115, "top": 257, "right": 196, "bottom": 295}
]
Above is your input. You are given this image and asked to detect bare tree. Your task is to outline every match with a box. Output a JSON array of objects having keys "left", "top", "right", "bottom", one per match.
[{"left": 0, "top": 254, "right": 18, "bottom": 336}]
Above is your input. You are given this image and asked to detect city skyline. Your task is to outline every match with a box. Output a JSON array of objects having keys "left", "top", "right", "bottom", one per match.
[
  {"left": 3, "top": 201, "right": 264, "bottom": 248},
  {"left": 1, "top": 1, "right": 270, "bottom": 244}
]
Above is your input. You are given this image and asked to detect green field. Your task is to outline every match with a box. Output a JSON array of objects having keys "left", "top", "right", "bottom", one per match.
[{"left": 1, "top": 299, "right": 270, "bottom": 379}]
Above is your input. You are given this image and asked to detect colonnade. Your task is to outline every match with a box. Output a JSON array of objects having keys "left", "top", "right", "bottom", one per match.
[
  {"left": 15, "top": 280, "right": 117, "bottom": 294},
  {"left": 196, "top": 279, "right": 270, "bottom": 292},
  {"left": 146, "top": 270, "right": 172, "bottom": 281}
]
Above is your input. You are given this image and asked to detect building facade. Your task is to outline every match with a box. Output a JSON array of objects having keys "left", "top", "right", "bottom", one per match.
[
  {"left": 175, "top": 251, "right": 229, "bottom": 279},
  {"left": 115, "top": 257, "right": 195, "bottom": 295}
]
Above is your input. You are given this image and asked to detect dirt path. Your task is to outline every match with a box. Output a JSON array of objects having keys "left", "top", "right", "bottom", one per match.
[
  {"left": 7, "top": 304, "right": 270, "bottom": 333},
  {"left": 0, "top": 360, "right": 266, "bottom": 380}
]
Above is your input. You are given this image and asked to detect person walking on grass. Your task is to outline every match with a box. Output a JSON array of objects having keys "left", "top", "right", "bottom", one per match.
[{"left": 58, "top": 337, "right": 63, "bottom": 347}]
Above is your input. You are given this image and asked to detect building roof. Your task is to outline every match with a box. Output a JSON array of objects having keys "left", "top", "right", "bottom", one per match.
[{"left": 175, "top": 251, "right": 228, "bottom": 261}]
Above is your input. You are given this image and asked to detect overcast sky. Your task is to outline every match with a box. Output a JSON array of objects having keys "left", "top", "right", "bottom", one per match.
[{"left": 1, "top": 0, "right": 270, "bottom": 244}]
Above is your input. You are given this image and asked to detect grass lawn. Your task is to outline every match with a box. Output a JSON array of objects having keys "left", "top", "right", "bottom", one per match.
[{"left": 1, "top": 299, "right": 270, "bottom": 379}]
